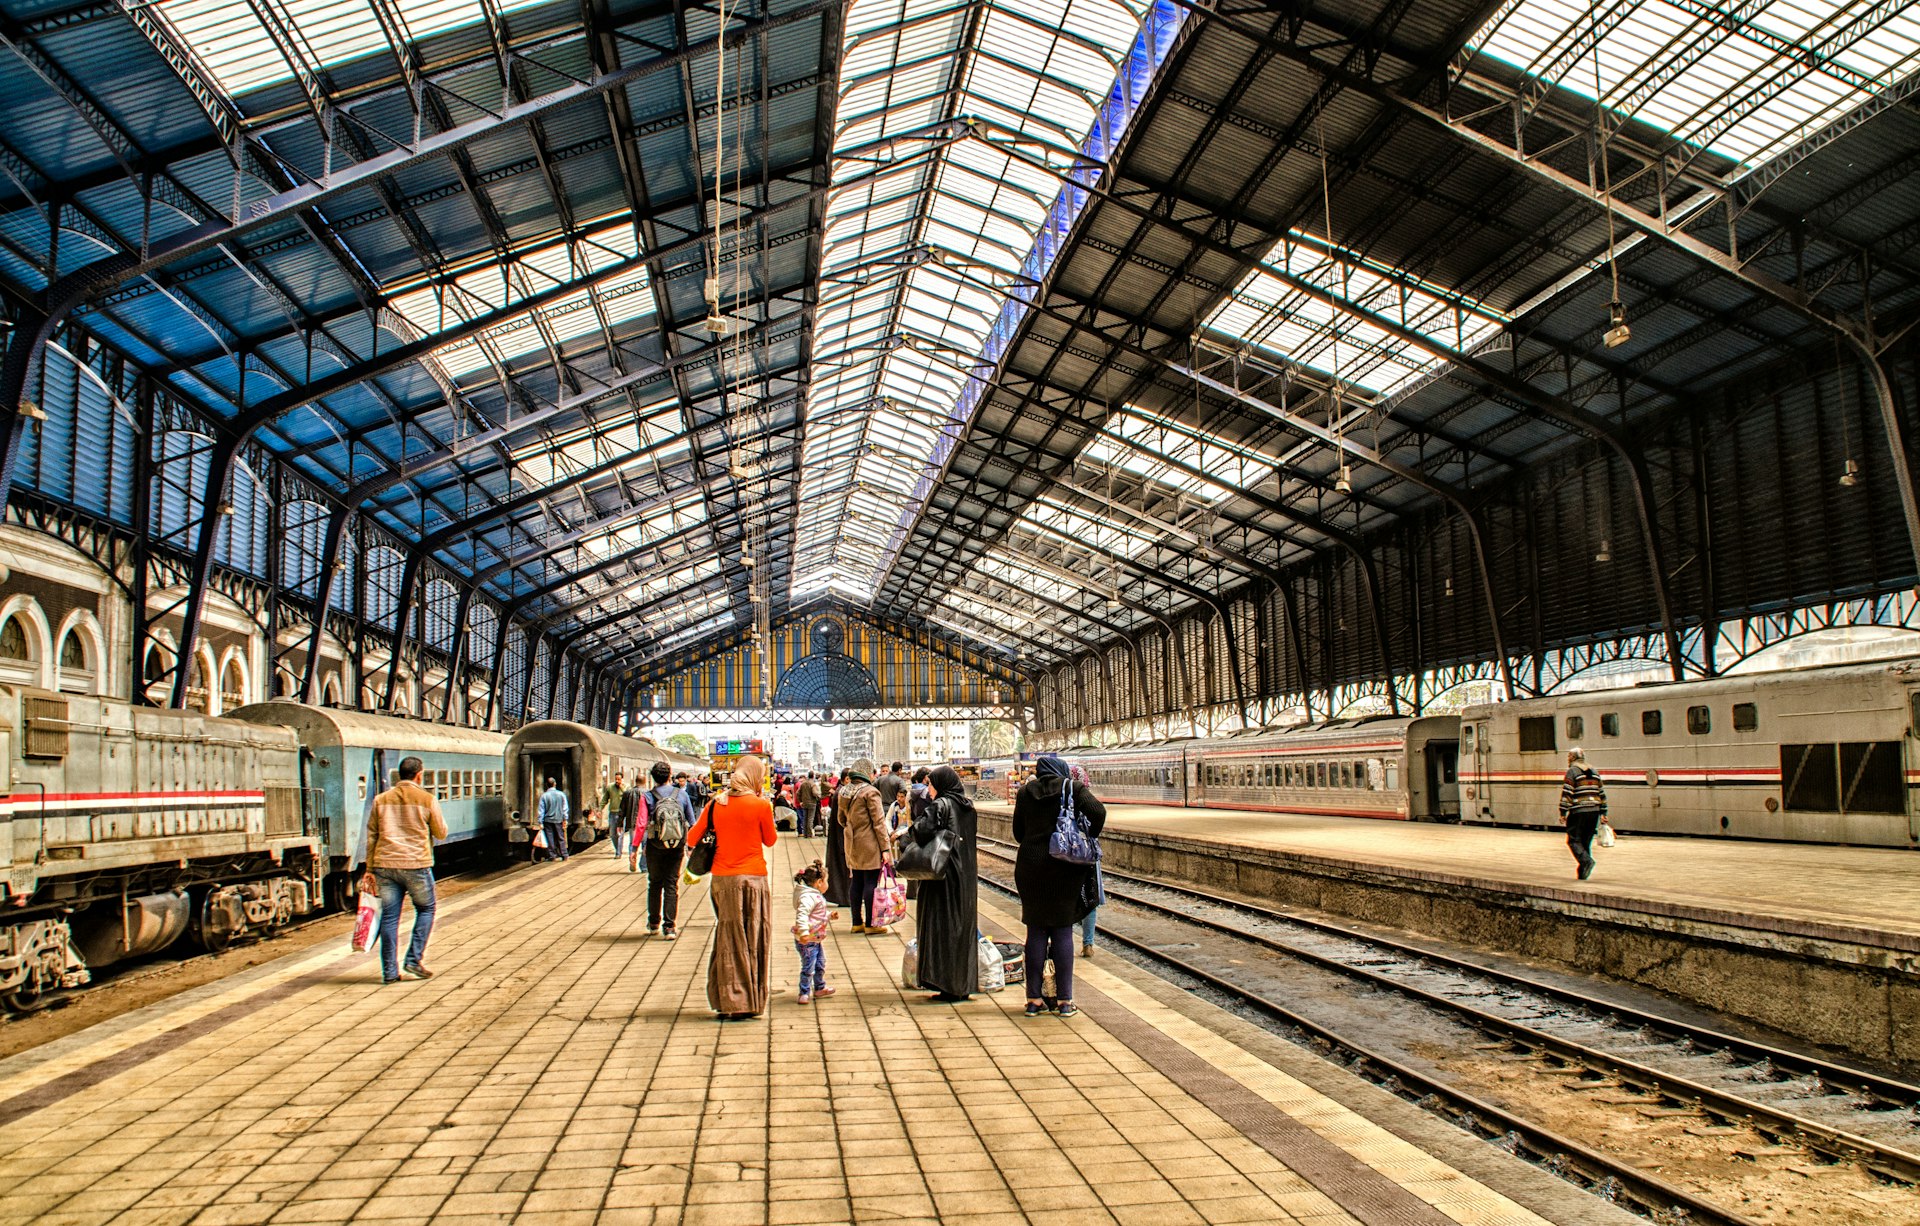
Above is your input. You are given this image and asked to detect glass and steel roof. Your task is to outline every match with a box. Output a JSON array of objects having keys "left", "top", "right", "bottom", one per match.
[
  {"left": 1467, "top": 0, "right": 1920, "bottom": 168},
  {"left": 791, "top": 0, "right": 1156, "bottom": 602}
]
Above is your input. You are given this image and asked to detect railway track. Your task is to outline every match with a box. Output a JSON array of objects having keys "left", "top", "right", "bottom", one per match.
[{"left": 978, "top": 838, "right": 1920, "bottom": 1226}]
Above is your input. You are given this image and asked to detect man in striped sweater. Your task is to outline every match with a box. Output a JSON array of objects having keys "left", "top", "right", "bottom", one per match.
[{"left": 1558, "top": 748, "right": 1607, "bottom": 881}]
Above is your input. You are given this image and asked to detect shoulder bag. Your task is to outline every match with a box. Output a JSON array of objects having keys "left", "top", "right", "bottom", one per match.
[
  {"left": 895, "top": 824, "right": 957, "bottom": 880},
  {"left": 1048, "top": 785, "right": 1100, "bottom": 865},
  {"left": 684, "top": 799, "right": 720, "bottom": 877}
]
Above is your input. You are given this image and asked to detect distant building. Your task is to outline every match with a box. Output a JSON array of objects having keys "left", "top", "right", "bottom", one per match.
[
  {"left": 840, "top": 720, "right": 875, "bottom": 764},
  {"left": 874, "top": 720, "right": 972, "bottom": 767}
]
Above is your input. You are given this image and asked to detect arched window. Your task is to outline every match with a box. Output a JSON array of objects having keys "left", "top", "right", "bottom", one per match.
[
  {"left": 0, "top": 618, "right": 28, "bottom": 660},
  {"left": 57, "top": 629, "right": 97, "bottom": 696},
  {"left": 468, "top": 601, "right": 498, "bottom": 668},
  {"left": 322, "top": 673, "right": 343, "bottom": 707},
  {"left": 529, "top": 640, "right": 552, "bottom": 718},
  {"left": 152, "top": 430, "right": 212, "bottom": 551},
  {"left": 142, "top": 642, "right": 174, "bottom": 705},
  {"left": 281, "top": 500, "right": 332, "bottom": 599},
  {"left": 220, "top": 657, "right": 246, "bottom": 712},
  {"left": 215, "top": 460, "right": 272, "bottom": 577},
  {"left": 17, "top": 342, "right": 138, "bottom": 524},
  {"left": 424, "top": 579, "right": 458, "bottom": 653},
  {"left": 502, "top": 629, "right": 528, "bottom": 719},
  {"left": 365, "top": 546, "right": 405, "bottom": 630},
  {"left": 185, "top": 652, "right": 211, "bottom": 713}
]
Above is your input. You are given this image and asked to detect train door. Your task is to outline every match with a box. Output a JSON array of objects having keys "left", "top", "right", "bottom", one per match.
[
  {"left": 1187, "top": 752, "right": 1205, "bottom": 807},
  {"left": 1423, "top": 741, "right": 1460, "bottom": 820}
]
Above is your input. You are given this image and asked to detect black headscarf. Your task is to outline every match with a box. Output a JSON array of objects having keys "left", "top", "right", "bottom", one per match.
[
  {"left": 1035, "top": 753, "right": 1075, "bottom": 829},
  {"left": 928, "top": 764, "right": 967, "bottom": 801}
]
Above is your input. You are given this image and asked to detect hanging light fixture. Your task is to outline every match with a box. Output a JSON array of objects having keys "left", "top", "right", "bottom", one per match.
[
  {"left": 1594, "top": 538, "right": 1613, "bottom": 564},
  {"left": 1836, "top": 338, "right": 1860, "bottom": 487},
  {"left": 1443, "top": 576, "right": 1454, "bottom": 598},
  {"left": 1592, "top": 21, "right": 1629, "bottom": 350},
  {"left": 1335, "top": 463, "right": 1353, "bottom": 494}
]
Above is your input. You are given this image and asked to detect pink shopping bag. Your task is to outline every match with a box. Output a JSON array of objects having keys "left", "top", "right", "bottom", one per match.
[{"left": 350, "top": 888, "right": 381, "bottom": 953}]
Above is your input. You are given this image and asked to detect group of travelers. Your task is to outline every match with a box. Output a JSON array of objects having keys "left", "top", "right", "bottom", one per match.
[{"left": 356, "top": 745, "right": 1110, "bottom": 1023}]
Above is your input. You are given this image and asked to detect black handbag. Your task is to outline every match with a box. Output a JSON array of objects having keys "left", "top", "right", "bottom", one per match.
[
  {"left": 895, "top": 827, "right": 957, "bottom": 880},
  {"left": 685, "top": 801, "right": 718, "bottom": 876}
]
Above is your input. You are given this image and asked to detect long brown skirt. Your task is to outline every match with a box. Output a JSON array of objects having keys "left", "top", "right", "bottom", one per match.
[{"left": 706, "top": 874, "right": 772, "bottom": 1016}]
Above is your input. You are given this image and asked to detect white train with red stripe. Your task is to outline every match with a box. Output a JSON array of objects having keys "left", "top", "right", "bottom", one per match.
[
  {"left": 0, "top": 686, "right": 325, "bottom": 1009},
  {"left": 1459, "top": 657, "right": 1920, "bottom": 847},
  {"left": 979, "top": 715, "right": 1464, "bottom": 821}
]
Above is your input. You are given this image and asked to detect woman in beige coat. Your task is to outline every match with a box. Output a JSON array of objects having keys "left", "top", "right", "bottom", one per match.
[{"left": 838, "top": 758, "right": 893, "bottom": 934}]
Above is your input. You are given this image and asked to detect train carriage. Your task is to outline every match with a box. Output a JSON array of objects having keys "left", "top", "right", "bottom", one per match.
[
  {"left": 505, "top": 721, "right": 706, "bottom": 849},
  {"left": 1459, "top": 657, "right": 1920, "bottom": 847},
  {"left": 1185, "top": 717, "right": 1461, "bottom": 820},
  {"left": 228, "top": 702, "right": 510, "bottom": 907},
  {"left": 0, "top": 687, "right": 325, "bottom": 1008},
  {"left": 1074, "top": 742, "right": 1189, "bottom": 806}
]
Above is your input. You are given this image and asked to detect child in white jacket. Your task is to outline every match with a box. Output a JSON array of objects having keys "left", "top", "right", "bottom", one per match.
[{"left": 792, "top": 863, "right": 837, "bottom": 1004}]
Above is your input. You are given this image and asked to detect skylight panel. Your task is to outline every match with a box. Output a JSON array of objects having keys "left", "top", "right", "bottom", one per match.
[
  {"left": 157, "top": 0, "right": 551, "bottom": 96},
  {"left": 1019, "top": 495, "right": 1158, "bottom": 558},
  {"left": 648, "top": 610, "right": 739, "bottom": 654},
  {"left": 624, "top": 558, "right": 721, "bottom": 605},
  {"left": 793, "top": 0, "right": 1165, "bottom": 601},
  {"left": 1204, "top": 231, "right": 1508, "bottom": 397},
  {"left": 506, "top": 402, "right": 684, "bottom": 492},
  {"left": 1467, "top": 1, "right": 1920, "bottom": 167},
  {"left": 388, "top": 225, "right": 650, "bottom": 382},
  {"left": 1080, "top": 408, "right": 1275, "bottom": 499}
]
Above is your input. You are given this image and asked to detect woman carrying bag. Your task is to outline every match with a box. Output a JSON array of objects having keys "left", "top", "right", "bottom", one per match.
[
  {"left": 900, "top": 764, "right": 978, "bottom": 1002},
  {"left": 1012, "top": 754, "right": 1105, "bottom": 1018},
  {"left": 837, "top": 759, "right": 892, "bottom": 934},
  {"left": 684, "top": 757, "right": 778, "bottom": 1020}
]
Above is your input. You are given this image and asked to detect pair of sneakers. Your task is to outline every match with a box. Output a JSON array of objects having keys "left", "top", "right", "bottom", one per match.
[
  {"left": 797, "top": 986, "right": 836, "bottom": 1005},
  {"left": 645, "top": 924, "right": 678, "bottom": 941}
]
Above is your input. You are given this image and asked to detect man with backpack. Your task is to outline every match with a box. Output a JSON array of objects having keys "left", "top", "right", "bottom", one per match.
[{"left": 643, "top": 761, "right": 698, "bottom": 938}]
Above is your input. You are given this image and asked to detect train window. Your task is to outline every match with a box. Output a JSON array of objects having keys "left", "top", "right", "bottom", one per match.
[
  {"left": 1782, "top": 744, "right": 1840, "bottom": 812},
  {"left": 1461, "top": 726, "right": 1475, "bottom": 751},
  {"left": 1565, "top": 716, "right": 1584, "bottom": 741},
  {"left": 1384, "top": 761, "right": 1398, "bottom": 791},
  {"left": 1355, "top": 760, "right": 1370, "bottom": 790},
  {"left": 1841, "top": 742, "right": 1905, "bottom": 814},
  {"left": 1641, "top": 710, "right": 1663, "bottom": 736},
  {"left": 1687, "top": 705, "right": 1711, "bottom": 735},
  {"left": 1600, "top": 713, "right": 1620, "bottom": 737},
  {"left": 1316, "top": 762, "right": 1328, "bottom": 788},
  {"left": 1518, "top": 716, "right": 1557, "bottom": 752},
  {"left": 1336, "top": 762, "right": 1349, "bottom": 789},
  {"left": 1733, "top": 703, "right": 1758, "bottom": 732}
]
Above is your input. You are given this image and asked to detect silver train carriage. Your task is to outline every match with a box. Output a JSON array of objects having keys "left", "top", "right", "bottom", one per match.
[
  {"left": 1458, "top": 656, "right": 1920, "bottom": 847},
  {"left": 0, "top": 686, "right": 325, "bottom": 1009},
  {"left": 978, "top": 716, "right": 1462, "bottom": 821},
  {"left": 505, "top": 721, "right": 706, "bottom": 848},
  {"left": 228, "top": 702, "right": 510, "bottom": 908}
]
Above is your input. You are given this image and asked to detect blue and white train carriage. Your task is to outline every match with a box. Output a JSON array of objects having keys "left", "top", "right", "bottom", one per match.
[{"left": 229, "top": 702, "right": 509, "bottom": 907}]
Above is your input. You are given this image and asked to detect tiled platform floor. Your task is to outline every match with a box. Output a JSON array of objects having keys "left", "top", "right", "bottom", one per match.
[
  {"left": 0, "top": 837, "right": 1612, "bottom": 1226},
  {"left": 978, "top": 802, "right": 1920, "bottom": 942}
]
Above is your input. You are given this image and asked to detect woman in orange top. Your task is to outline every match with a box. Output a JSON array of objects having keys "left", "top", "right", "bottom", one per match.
[{"left": 686, "top": 756, "right": 778, "bottom": 1019}]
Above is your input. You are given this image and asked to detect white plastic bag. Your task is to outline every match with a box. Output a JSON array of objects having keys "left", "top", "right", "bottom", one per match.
[
  {"left": 901, "top": 939, "right": 919, "bottom": 990},
  {"left": 977, "top": 934, "right": 1005, "bottom": 993},
  {"left": 531, "top": 826, "right": 548, "bottom": 850},
  {"left": 350, "top": 889, "right": 381, "bottom": 954},
  {"left": 1597, "top": 820, "right": 1617, "bottom": 848}
]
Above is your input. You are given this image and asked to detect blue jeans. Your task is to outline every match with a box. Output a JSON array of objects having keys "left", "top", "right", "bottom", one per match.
[
  {"left": 795, "top": 939, "right": 826, "bottom": 996},
  {"left": 374, "top": 867, "right": 435, "bottom": 981},
  {"left": 541, "top": 819, "right": 569, "bottom": 860},
  {"left": 1080, "top": 908, "right": 1098, "bottom": 949}
]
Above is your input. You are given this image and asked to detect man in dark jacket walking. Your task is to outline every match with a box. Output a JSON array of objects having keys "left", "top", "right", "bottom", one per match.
[{"left": 1558, "top": 748, "right": 1607, "bottom": 881}]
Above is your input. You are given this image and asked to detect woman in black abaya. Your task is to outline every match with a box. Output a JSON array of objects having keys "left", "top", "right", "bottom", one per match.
[
  {"left": 907, "top": 764, "right": 978, "bottom": 1001},
  {"left": 823, "top": 774, "right": 851, "bottom": 906}
]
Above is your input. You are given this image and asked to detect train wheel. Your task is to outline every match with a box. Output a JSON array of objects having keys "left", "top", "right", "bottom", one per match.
[
  {"left": 3, "top": 972, "right": 49, "bottom": 1014},
  {"left": 188, "top": 888, "right": 241, "bottom": 953},
  {"left": 328, "top": 873, "right": 358, "bottom": 915}
]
